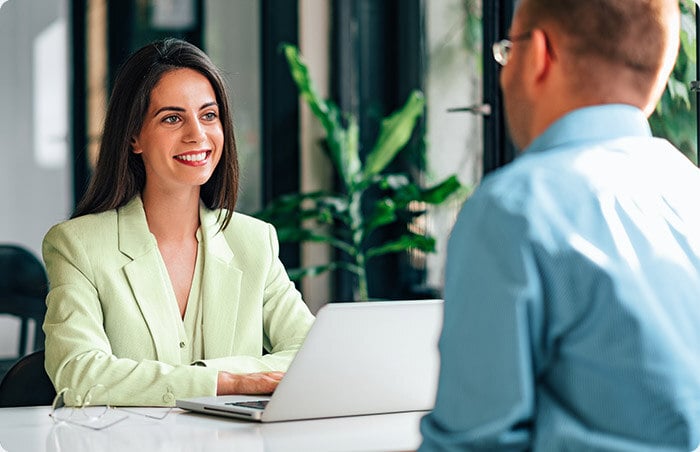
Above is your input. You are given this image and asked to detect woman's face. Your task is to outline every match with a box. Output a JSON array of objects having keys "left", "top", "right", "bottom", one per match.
[{"left": 132, "top": 68, "right": 224, "bottom": 195}]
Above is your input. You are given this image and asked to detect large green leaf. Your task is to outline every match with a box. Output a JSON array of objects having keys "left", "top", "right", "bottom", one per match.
[
  {"left": 364, "top": 199, "right": 398, "bottom": 234},
  {"left": 256, "top": 190, "right": 328, "bottom": 212},
  {"left": 287, "top": 264, "right": 336, "bottom": 281},
  {"left": 417, "top": 176, "right": 464, "bottom": 204},
  {"left": 366, "top": 233, "right": 436, "bottom": 258},
  {"left": 275, "top": 227, "right": 356, "bottom": 255},
  {"left": 255, "top": 191, "right": 336, "bottom": 224},
  {"left": 667, "top": 76, "right": 690, "bottom": 110},
  {"left": 362, "top": 176, "right": 463, "bottom": 235},
  {"left": 362, "top": 91, "right": 426, "bottom": 179},
  {"left": 287, "top": 261, "right": 364, "bottom": 281},
  {"left": 282, "top": 44, "right": 361, "bottom": 188},
  {"left": 282, "top": 45, "right": 334, "bottom": 135},
  {"left": 375, "top": 175, "right": 464, "bottom": 208}
]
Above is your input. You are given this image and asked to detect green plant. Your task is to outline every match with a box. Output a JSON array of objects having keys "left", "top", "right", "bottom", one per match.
[
  {"left": 649, "top": 0, "right": 697, "bottom": 163},
  {"left": 255, "top": 44, "right": 464, "bottom": 301}
]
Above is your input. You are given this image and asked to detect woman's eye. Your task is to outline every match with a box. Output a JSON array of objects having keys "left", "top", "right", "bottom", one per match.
[
  {"left": 163, "top": 115, "right": 180, "bottom": 124},
  {"left": 202, "top": 112, "right": 218, "bottom": 121}
]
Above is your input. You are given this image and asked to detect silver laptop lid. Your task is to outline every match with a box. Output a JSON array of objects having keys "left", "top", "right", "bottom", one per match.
[
  {"left": 261, "top": 299, "right": 443, "bottom": 422},
  {"left": 176, "top": 299, "right": 444, "bottom": 422}
]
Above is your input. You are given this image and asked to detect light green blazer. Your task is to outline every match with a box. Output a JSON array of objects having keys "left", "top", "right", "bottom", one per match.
[{"left": 42, "top": 196, "right": 314, "bottom": 406}]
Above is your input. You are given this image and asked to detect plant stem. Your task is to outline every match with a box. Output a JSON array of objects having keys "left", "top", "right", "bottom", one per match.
[
  {"left": 348, "top": 190, "right": 368, "bottom": 300},
  {"left": 356, "top": 252, "right": 368, "bottom": 300}
]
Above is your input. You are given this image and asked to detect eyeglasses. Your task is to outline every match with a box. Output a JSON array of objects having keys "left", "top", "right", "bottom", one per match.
[
  {"left": 50, "top": 385, "right": 173, "bottom": 430},
  {"left": 492, "top": 31, "right": 533, "bottom": 66},
  {"left": 117, "top": 406, "right": 173, "bottom": 420},
  {"left": 50, "top": 385, "right": 128, "bottom": 430}
]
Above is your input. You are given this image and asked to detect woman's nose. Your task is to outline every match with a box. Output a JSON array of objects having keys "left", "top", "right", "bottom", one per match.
[{"left": 183, "top": 119, "right": 206, "bottom": 143}]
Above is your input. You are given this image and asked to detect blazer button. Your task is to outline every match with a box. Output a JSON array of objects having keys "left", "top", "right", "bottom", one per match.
[{"left": 179, "top": 341, "right": 186, "bottom": 349}]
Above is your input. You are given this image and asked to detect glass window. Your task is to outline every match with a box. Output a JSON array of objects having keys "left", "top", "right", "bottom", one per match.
[
  {"left": 204, "top": 0, "right": 262, "bottom": 214},
  {"left": 424, "top": 0, "right": 483, "bottom": 291},
  {"left": 0, "top": 0, "right": 71, "bottom": 356}
]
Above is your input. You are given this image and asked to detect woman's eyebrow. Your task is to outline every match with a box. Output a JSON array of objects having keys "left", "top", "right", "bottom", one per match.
[
  {"left": 153, "top": 106, "right": 185, "bottom": 117},
  {"left": 153, "top": 102, "right": 218, "bottom": 117},
  {"left": 200, "top": 101, "right": 218, "bottom": 110}
]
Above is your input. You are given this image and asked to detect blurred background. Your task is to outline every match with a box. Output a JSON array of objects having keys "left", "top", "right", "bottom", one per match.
[{"left": 0, "top": 0, "right": 697, "bottom": 367}]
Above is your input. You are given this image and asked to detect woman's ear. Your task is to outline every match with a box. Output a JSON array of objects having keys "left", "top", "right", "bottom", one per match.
[{"left": 130, "top": 137, "right": 142, "bottom": 154}]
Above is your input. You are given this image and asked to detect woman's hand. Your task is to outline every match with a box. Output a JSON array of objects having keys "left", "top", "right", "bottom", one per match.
[{"left": 216, "top": 371, "right": 285, "bottom": 395}]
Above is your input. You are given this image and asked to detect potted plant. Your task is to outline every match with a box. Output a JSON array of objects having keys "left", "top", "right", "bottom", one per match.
[{"left": 255, "top": 44, "right": 464, "bottom": 300}]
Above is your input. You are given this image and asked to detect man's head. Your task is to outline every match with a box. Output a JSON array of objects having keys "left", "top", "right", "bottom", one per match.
[{"left": 500, "top": 0, "right": 680, "bottom": 150}]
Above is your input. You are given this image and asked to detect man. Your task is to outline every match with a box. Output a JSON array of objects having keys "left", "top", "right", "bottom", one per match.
[{"left": 419, "top": 0, "right": 700, "bottom": 450}]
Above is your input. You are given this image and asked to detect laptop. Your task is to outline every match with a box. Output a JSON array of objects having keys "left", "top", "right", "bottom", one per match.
[{"left": 176, "top": 299, "right": 443, "bottom": 422}]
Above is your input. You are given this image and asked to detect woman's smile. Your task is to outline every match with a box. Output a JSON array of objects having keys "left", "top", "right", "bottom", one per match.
[{"left": 174, "top": 150, "right": 212, "bottom": 166}]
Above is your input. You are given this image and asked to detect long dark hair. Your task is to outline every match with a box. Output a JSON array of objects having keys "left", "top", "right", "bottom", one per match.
[{"left": 73, "top": 38, "right": 239, "bottom": 230}]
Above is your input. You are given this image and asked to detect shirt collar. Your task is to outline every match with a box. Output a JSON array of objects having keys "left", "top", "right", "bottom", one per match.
[{"left": 524, "top": 104, "right": 652, "bottom": 155}]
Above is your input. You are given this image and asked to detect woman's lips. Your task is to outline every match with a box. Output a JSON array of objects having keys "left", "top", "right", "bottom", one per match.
[{"left": 173, "top": 150, "right": 211, "bottom": 166}]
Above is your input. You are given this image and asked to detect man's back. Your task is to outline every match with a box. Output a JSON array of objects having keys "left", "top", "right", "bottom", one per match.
[
  {"left": 503, "top": 109, "right": 700, "bottom": 449},
  {"left": 420, "top": 0, "right": 699, "bottom": 449},
  {"left": 420, "top": 105, "right": 700, "bottom": 450}
]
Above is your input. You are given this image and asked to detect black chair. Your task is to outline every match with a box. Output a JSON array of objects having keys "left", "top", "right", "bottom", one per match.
[
  {"left": 0, "top": 349, "right": 56, "bottom": 407},
  {"left": 0, "top": 244, "right": 48, "bottom": 377}
]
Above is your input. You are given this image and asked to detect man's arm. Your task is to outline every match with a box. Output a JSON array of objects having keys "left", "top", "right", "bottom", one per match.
[{"left": 419, "top": 194, "right": 542, "bottom": 451}]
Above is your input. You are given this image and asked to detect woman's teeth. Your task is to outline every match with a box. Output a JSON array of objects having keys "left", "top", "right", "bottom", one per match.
[{"left": 175, "top": 152, "right": 207, "bottom": 162}]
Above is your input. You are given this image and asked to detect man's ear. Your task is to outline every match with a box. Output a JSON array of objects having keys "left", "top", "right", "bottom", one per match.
[
  {"left": 524, "top": 28, "right": 554, "bottom": 95},
  {"left": 130, "top": 137, "right": 142, "bottom": 154}
]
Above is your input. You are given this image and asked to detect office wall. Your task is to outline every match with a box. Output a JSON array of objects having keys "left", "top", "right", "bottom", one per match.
[{"left": 0, "top": 0, "right": 71, "bottom": 357}]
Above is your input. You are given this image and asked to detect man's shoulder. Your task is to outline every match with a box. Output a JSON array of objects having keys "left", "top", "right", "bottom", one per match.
[
  {"left": 478, "top": 136, "right": 676, "bottom": 202},
  {"left": 466, "top": 143, "right": 625, "bottom": 229},
  {"left": 475, "top": 149, "right": 581, "bottom": 205}
]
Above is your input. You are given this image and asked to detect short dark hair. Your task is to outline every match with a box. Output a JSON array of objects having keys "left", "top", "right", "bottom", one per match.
[
  {"left": 519, "top": 0, "right": 675, "bottom": 88},
  {"left": 73, "top": 38, "right": 239, "bottom": 229}
]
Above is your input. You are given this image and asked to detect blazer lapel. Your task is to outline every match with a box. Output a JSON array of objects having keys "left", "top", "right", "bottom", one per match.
[
  {"left": 199, "top": 206, "right": 242, "bottom": 358},
  {"left": 118, "top": 197, "right": 182, "bottom": 364}
]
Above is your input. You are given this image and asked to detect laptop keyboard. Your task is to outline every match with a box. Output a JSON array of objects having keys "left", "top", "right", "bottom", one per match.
[{"left": 225, "top": 400, "right": 269, "bottom": 410}]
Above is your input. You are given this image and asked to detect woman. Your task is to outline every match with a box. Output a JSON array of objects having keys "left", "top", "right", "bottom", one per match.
[{"left": 42, "top": 38, "right": 314, "bottom": 406}]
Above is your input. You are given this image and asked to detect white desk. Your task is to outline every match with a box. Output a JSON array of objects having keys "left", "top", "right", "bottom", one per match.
[{"left": 0, "top": 406, "right": 423, "bottom": 452}]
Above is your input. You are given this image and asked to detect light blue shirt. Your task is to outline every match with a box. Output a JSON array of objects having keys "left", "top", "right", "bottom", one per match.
[{"left": 419, "top": 105, "right": 700, "bottom": 451}]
